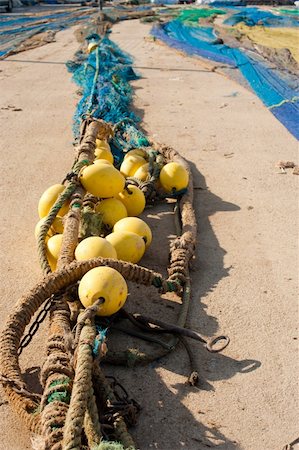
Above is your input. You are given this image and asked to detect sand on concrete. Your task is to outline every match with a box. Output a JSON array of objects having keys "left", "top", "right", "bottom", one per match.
[{"left": 0, "top": 18, "right": 298, "bottom": 450}]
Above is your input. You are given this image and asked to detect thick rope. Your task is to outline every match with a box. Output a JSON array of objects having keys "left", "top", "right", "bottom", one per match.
[
  {"left": 40, "top": 119, "right": 104, "bottom": 449},
  {"left": 63, "top": 319, "right": 97, "bottom": 450},
  {"left": 84, "top": 385, "right": 102, "bottom": 448}
]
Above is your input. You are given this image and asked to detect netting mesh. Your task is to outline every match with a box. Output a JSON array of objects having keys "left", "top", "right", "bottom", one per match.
[
  {"left": 177, "top": 8, "right": 226, "bottom": 23},
  {"left": 0, "top": 9, "right": 93, "bottom": 58},
  {"left": 67, "top": 34, "right": 150, "bottom": 166},
  {"left": 224, "top": 7, "right": 299, "bottom": 27},
  {"left": 67, "top": 36, "right": 141, "bottom": 140}
]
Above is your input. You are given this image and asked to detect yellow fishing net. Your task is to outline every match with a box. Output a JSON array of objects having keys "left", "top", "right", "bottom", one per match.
[{"left": 235, "top": 24, "right": 299, "bottom": 63}]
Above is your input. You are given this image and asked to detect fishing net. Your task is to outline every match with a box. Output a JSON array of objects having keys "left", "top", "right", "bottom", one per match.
[
  {"left": 67, "top": 34, "right": 151, "bottom": 153},
  {"left": 234, "top": 24, "right": 299, "bottom": 63},
  {"left": 223, "top": 7, "right": 299, "bottom": 27},
  {"left": 0, "top": 8, "right": 93, "bottom": 59},
  {"left": 279, "top": 8, "right": 299, "bottom": 16},
  {"left": 177, "top": 8, "right": 226, "bottom": 23}
]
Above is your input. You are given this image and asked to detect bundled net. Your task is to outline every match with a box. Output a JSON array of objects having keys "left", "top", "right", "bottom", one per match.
[{"left": 67, "top": 36, "right": 141, "bottom": 140}]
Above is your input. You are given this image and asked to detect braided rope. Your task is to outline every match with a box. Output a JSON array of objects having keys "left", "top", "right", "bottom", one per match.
[
  {"left": 84, "top": 385, "right": 102, "bottom": 448},
  {"left": 63, "top": 319, "right": 97, "bottom": 449},
  {"left": 37, "top": 183, "right": 78, "bottom": 274},
  {"left": 40, "top": 119, "right": 104, "bottom": 449}
]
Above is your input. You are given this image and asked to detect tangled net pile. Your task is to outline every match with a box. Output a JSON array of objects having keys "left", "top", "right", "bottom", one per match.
[{"left": 0, "top": 16, "right": 229, "bottom": 450}]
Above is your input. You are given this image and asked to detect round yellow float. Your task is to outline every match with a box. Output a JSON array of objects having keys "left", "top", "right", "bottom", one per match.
[
  {"left": 80, "top": 164, "right": 125, "bottom": 198},
  {"left": 120, "top": 155, "right": 147, "bottom": 178},
  {"left": 96, "top": 198, "right": 128, "bottom": 229},
  {"left": 38, "top": 184, "right": 69, "bottom": 219},
  {"left": 159, "top": 162, "right": 189, "bottom": 193},
  {"left": 106, "top": 231, "right": 145, "bottom": 264},
  {"left": 117, "top": 185, "right": 146, "bottom": 216},
  {"left": 113, "top": 217, "right": 152, "bottom": 249},
  {"left": 78, "top": 267, "right": 128, "bottom": 316},
  {"left": 75, "top": 236, "right": 117, "bottom": 261}
]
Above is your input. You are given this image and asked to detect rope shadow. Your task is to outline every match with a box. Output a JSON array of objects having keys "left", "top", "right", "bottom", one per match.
[
  {"left": 189, "top": 161, "right": 241, "bottom": 337},
  {"left": 22, "top": 366, "right": 42, "bottom": 395}
]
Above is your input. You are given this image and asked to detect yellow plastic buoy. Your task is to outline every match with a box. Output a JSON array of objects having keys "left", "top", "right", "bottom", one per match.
[
  {"left": 134, "top": 162, "right": 150, "bottom": 182},
  {"left": 38, "top": 184, "right": 69, "bottom": 219},
  {"left": 106, "top": 231, "right": 145, "bottom": 263},
  {"left": 35, "top": 216, "right": 64, "bottom": 239},
  {"left": 75, "top": 236, "right": 117, "bottom": 261},
  {"left": 117, "top": 185, "right": 146, "bottom": 216},
  {"left": 113, "top": 217, "right": 152, "bottom": 249},
  {"left": 124, "top": 148, "right": 147, "bottom": 159},
  {"left": 94, "top": 146, "right": 114, "bottom": 164},
  {"left": 80, "top": 164, "right": 125, "bottom": 198},
  {"left": 96, "top": 198, "right": 128, "bottom": 229},
  {"left": 159, "top": 162, "right": 189, "bottom": 193},
  {"left": 46, "top": 234, "right": 63, "bottom": 271},
  {"left": 78, "top": 267, "right": 128, "bottom": 316},
  {"left": 120, "top": 155, "right": 147, "bottom": 178}
]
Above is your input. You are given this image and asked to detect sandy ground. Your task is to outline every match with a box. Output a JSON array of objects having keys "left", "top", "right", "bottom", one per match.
[{"left": 0, "top": 17, "right": 298, "bottom": 450}]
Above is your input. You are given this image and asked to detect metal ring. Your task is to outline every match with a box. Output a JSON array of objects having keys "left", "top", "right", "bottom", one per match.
[{"left": 206, "top": 335, "right": 230, "bottom": 353}]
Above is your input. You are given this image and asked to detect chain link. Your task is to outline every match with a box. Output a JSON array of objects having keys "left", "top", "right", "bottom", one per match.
[
  {"left": 18, "top": 284, "right": 78, "bottom": 356},
  {"left": 18, "top": 295, "right": 55, "bottom": 356}
]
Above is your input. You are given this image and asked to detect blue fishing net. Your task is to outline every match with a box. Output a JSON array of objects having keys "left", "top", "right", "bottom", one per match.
[
  {"left": 67, "top": 35, "right": 149, "bottom": 154},
  {"left": 153, "top": 21, "right": 236, "bottom": 66},
  {"left": 224, "top": 7, "right": 299, "bottom": 27},
  {"left": 0, "top": 9, "right": 92, "bottom": 59},
  {"left": 151, "top": 21, "right": 299, "bottom": 139}
]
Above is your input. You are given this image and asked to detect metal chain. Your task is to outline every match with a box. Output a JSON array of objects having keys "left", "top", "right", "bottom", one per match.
[
  {"left": 18, "top": 295, "right": 55, "bottom": 356},
  {"left": 103, "top": 376, "right": 141, "bottom": 428},
  {"left": 18, "top": 284, "right": 78, "bottom": 356}
]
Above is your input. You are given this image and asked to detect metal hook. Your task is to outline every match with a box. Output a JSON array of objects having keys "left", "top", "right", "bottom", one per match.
[{"left": 206, "top": 335, "right": 230, "bottom": 353}]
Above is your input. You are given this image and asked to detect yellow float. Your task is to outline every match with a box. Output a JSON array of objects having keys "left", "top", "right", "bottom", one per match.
[
  {"left": 120, "top": 155, "right": 147, "bottom": 178},
  {"left": 106, "top": 230, "right": 145, "bottom": 263},
  {"left": 80, "top": 164, "right": 125, "bottom": 198},
  {"left": 46, "top": 233, "right": 63, "bottom": 271},
  {"left": 78, "top": 266, "right": 128, "bottom": 316},
  {"left": 75, "top": 236, "right": 117, "bottom": 260},
  {"left": 117, "top": 184, "right": 146, "bottom": 216},
  {"left": 113, "top": 217, "right": 152, "bottom": 249},
  {"left": 96, "top": 198, "right": 128, "bottom": 229},
  {"left": 134, "top": 162, "right": 150, "bottom": 182},
  {"left": 159, "top": 162, "right": 189, "bottom": 193},
  {"left": 35, "top": 216, "right": 64, "bottom": 239},
  {"left": 38, "top": 184, "right": 69, "bottom": 218}
]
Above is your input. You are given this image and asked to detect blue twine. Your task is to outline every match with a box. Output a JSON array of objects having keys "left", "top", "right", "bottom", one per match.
[{"left": 93, "top": 327, "right": 108, "bottom": 357}]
